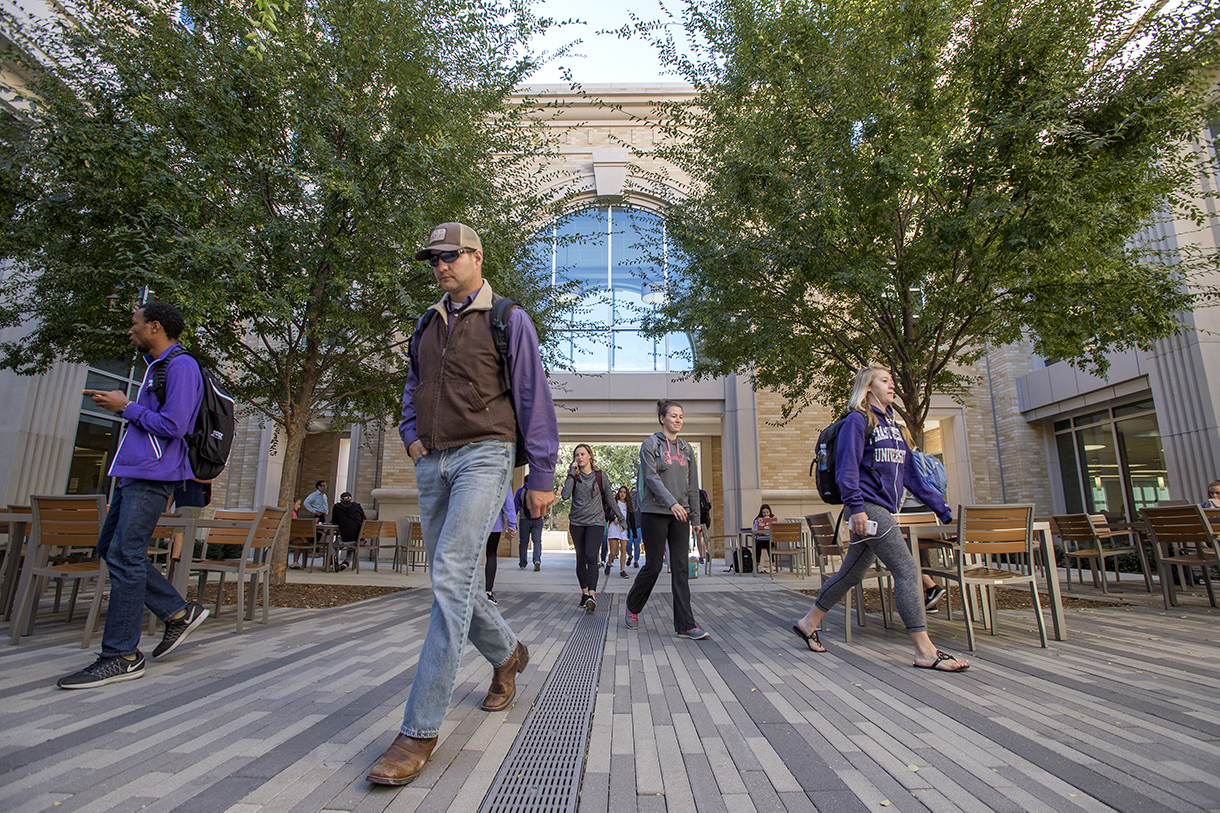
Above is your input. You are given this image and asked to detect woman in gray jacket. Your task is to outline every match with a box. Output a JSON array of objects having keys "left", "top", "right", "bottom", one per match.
[
  {"left": 624, "top": 400, "right": 708, "bottom": 639},
  {"left": 560, "top": 444, "right": 623, "bottom": 614}
]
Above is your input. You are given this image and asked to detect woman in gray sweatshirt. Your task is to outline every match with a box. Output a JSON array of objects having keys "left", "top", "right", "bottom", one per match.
[
  {"left": 560, "top": 444, "right": 623, "bottom": 614},
  {"left": 624, "top": 400, "right": 708, "bottom": 639}
]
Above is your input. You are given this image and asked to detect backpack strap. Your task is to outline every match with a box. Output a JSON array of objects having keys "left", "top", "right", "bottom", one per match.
[
  {"left": 407, "top": 308, "right": 439, "bottom": 376},
  {"left": 489, "top": 297, "right": 517, "bottom": 387},
  {"left": 152, "top": 347, "right": 191, "bottom": 407}
]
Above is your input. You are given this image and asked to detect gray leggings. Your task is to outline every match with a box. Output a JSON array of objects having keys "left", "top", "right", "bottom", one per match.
[{"left": 814, "top": 502, "right": 927, "bottom": 633}]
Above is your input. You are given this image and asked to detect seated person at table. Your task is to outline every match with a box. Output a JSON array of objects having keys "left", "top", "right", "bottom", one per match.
[
  {"left": 753, "top": 505, "right": 777, "bottom": 572},
  {"left": 330, "top": 492, "right": 366, "bottom": 571},
  {"left": 1202, "top": 480, "right": 1220, "bottom": 509}
]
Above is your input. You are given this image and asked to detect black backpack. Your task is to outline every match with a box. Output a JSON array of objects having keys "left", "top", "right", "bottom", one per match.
[
  {"left": 808, "top": 414, "right": 872, "bottom": 505},
  {"left": 153, "top": 348, "right": 236, "bottom": 481},
  {"left": 409, "top": 297, "right": 528, "bottom": 467}
]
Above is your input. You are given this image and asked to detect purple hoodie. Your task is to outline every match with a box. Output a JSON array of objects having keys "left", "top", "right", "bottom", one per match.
[
  {"left": 835, "top": 406, "right": 951, "bottom": 523},
  {"left": 491, "top": 491, "right": 518, "bottom": 534},
  {"left": 108, "top": 344, "right": 203, "bottom": 482}
]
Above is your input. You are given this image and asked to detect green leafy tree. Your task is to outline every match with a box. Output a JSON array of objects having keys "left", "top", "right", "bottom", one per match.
[
  {"left": 634, "top": 0, "right": 1220, "bottom": 443},
  {"left": 0, "top": 0, "right": 572, "bottom": 579}
]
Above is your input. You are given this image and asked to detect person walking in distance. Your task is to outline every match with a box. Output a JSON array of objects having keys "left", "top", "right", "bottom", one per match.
[
  {"left": 366, "top": 222, "right": 559, "bottom": 786},
  {"left": 791, "top": 365, "right": 969, "bottom": 672},
  {"left": 624, "top": 400, "right": 708, "bottom": 640},
  {"left": 515, "top": 480, "right": 544, "bottom": 570},
  {"left": 561, "top": 444, "right": 624, "bottom": 614},
  {"left": 608, "top": 486, "right": 636, "bottom": 579},
  {"left": 484, "top": 490, "right": 517, "bottom": 605},
  {"left": 58, "top": 301, "right": 209, "bottom": 689}
]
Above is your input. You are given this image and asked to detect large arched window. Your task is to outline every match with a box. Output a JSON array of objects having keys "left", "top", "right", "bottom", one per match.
[{"left": 540, "top": 205, "right": 693, "bottom": 373}]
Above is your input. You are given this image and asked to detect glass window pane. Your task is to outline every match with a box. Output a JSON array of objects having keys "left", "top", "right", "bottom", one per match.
[
  {"left": 666, "top": 332, "right": 694, "bottom": 372},
  {"left": 612, "top": 330, "right": 656, "bottom": 371},
  {"left": 1076, "top": 426, "right": 1124, "bottom": 520},
  {"left": 66, "top": 414, "right": 120, "bottom": 495},
  {"left": 571, "top": 330, "right": 609, "bottom": 372},
  {"left": 1113, "top": 399, "right": 1156, "bottom": 418},
  {"left": 1073, "top": 410, "right": 1109, "bottom": 428},
  {"left": 1115, "top": 414, "right": 1171, "bottom": 511},
  {"left": 1053, "top": 419, "right": 1071, "bottom": 432},
  {"left": 611, "top": 208, "right": 664, "bottom": 318},
  {"left": 554, "top": 208, "right": 607, "bottom": 294},
  {"left": 1055, "top": 432, "right": 1084, "bottom": 514},
  {"left": 81, "top": 370, "right": 131, "bottom": 415}
]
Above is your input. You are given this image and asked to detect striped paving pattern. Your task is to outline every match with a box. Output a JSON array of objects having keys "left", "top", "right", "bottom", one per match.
[{"left": 1, "top": 579, "right": 1218, "bottom": 812}]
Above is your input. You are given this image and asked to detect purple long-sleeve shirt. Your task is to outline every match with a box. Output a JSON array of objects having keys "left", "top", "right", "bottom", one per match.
[
  {"left": 108, "top": 343, "right": 203, "bottom": 482},
  {"left": 399, "top": 282, "right": 559, "bottom": 492},
  {"left": 492, "top": 491, "right": 518, "bottom": 534},
  {"left": 835, "top": 406, "right": 951, "bottom": 523}
]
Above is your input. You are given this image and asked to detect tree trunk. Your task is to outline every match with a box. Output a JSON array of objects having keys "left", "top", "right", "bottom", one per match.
[{"left": 269, "top": 416, "right": 310, "bottom": 586}]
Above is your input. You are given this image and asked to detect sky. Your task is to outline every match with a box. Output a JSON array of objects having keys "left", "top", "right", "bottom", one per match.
[{"left": 524, "top": 0, "right": 685, "bottom": 85}]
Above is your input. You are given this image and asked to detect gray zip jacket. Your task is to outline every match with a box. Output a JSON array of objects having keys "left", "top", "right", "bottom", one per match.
[
  {"left": 637, "top": 432, "right": 700, "bottom": 522},
  {"left": 561, "top": 470, "right": 624, "bottom": 527}
]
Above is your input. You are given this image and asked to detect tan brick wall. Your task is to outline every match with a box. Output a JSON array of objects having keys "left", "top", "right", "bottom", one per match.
[
  {"left": 298, "top": 433, "right": 336, "bottom": 507},
  {"left": 211, "top": 417, "right": 262, "bottom": 509}
]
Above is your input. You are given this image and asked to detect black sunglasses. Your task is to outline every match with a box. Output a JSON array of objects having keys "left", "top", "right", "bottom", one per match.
[{"left": 427, "top": 249, "right": 474, "bottom": 267}]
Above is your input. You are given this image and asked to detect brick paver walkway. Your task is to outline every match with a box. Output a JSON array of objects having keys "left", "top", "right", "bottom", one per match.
[{"left": 2, "top": 555, "right": 1218, "bottom": 812}]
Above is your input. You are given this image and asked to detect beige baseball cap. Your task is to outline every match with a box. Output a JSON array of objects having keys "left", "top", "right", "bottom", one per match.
[{"left": 414, "top": 222, "right": 483, "bottom": 260}]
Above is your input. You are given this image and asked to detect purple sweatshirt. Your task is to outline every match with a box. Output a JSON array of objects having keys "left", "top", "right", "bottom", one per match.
[
  {"left": 108, "top": 344, "right": 203, "bottom": 482},
  {"left": 491, "top": 491, "right": 518, "bottom": 534},
  {"left": 835, "top": 406, "right": 951, "bottom": 523},
  {"left": 399, "top": 282, "right": 559, "bottom": 492}
]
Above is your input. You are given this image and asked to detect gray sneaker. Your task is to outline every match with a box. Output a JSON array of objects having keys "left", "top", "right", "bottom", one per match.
[
  {"left": 625, "top": 608, "right": 639, "bottom": 630},
  {"left": 58, "top": 653, "right": 145, "bottom": 689},
  {"left": 153, "top": 603, "right": 209, "bottom": 659},
  {"left": 678, "top": 628, "right": 710, "bottom": 640},
  {"left": 584, "top": 596, "right": 597, "bottom": 614}
]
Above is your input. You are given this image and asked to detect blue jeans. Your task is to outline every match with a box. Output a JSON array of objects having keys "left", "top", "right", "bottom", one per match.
[
  {"left": 518, "top": 515, "right": 544, "bottom": 566},
  {"left": 628, "top": 528, "right": 641, "bottom": 562},
  {"left": 401, "top": 440, "right": 517, "bottom": 738},
  {"left": 98, "top": 479, "right": 188, "bottom": 657}
]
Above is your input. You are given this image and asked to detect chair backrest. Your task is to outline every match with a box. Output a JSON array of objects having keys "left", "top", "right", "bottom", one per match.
[
  {"left": 151, "top": 513, "right": 181, "bottom": 543},
  {"left": 30, "top": 495, "right": 106, "bottom": 549},
  {"left": 1051, "top": 513, "right": 1097, "bottom": 543},
  {"left": 208, "top": 509, "right": 258, "bottom": 545},
  {"left": 894, "top": 511, "right": 939, "bottom": 527},
  {"left": 1141, "top": 505, "right": 1214, "bottom": 550},
  {"left": 289, "top": 518, "right": 317, "bottom": 537},
  {"left": 770, "top": 521, "right": 802, "bottom": 547},
  {"left": 804, "top": 513, "right": 842, "bottom": 555},
  {"left": 957, "top": 504, "right": 1034, "bottom": 555},
  {"left": 1204, "top": 508, "right": 1220, "bottom": 534},
  {"left": 248, "top": 506, "right": 287, "bottom": 550},
  {"left": 409, "top": 521, "right": 424, "bottom": 544},
  {"left": 359, "top": 520, "right": 382, "bottom": 540},
  {"left": 3, "top": 504, "right": 32, "bottom": 537}
]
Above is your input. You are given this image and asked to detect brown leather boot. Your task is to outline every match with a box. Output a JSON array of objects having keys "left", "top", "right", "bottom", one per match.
[
  {"left": 366, "top": 733, "right": 438, "bottom": 786},
  {"left": 480, "top": 641, "right": 529, "bottom": 711}
]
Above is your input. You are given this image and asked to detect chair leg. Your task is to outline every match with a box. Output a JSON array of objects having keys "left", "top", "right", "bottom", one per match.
[
  {"left": 842, "top": 587, "right": 853, "bottom": 643},
  {"left": 261, "top": 571, "right": 270, "bottom": 625},
  {"left": 67, "top": 578, "right": 82, "bottom": 622},
  {"left": 1136, "top": 543, "right": 1153, "bottom": 593},
  {"left": 1029, "top": 581, "right": 1049, "bottom": 647},
  {"left": 235, "top": 571, "right": 245, "bottom": 634}
]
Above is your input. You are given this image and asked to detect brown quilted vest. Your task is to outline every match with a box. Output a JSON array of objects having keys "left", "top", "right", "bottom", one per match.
[{"left": 412, "top": 284, "right": 516, "bottom": 450}]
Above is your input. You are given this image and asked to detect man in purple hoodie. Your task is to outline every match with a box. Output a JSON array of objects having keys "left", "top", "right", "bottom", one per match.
[{"left": 58, "top": 301, "right": 210, "bottom": 689}]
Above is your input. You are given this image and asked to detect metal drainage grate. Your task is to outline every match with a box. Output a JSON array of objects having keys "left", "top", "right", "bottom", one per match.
[{"left": 479, "top": 604, "right": 609, "bottom": 812}]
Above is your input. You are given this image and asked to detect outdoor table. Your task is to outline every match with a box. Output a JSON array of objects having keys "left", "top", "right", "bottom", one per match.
[
  {"left": 155, "top": 515, "right": 258, "bottom": 595},
  {"left": 0, "top": 513, "right": 32, "bottom": 623},
  {"left": 316, "top": 523, "right": 340, "bottom": 571},
  {"left": 906, "top": 521, "right": 1066, "bottom": 641}
]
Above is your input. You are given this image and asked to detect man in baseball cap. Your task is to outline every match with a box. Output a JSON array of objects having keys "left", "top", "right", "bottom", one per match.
[
  {"left": 367, "top": 222, "right": 559, "bottom": 787},
  {"left": 412, "top": 222, "right": 482, "bottom": 260}
]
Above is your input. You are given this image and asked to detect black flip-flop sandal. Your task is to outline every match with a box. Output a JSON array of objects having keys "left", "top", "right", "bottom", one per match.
[
  {"left": 791, "top": 624, "right": 826, "bottom": 652},
  {"left": 913, "top": 650, "right": 970, "bottom": 672}
]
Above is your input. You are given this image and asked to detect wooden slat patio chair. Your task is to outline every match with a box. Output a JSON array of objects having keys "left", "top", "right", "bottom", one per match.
[
  {"left": 923, "top": 503, "right": 1047, "bottom": 653},
  {"left": 288, "top": 518, "right": 324, "bottom": 572},
  {"left": 1, "top": 504, "right": 33, "bottom": 622},
  {"left": 703, "top": 534, "right": 736, "bottom": 575},
  {"left": 189, "top": 506, "right": 287, "bottom": 633},
  {"left": 343, "top": 520, "right": 396, "bottom": 573},
  {"left": 1052, "top": 513, "right": 1153, "bottom": 594},
  {"left": 393, "top": 518, "right": 428, "bottom": 573},
  {"left": 768, "top": 520, "right": 807, "bottom": 579},
  {"left": 803, "top": 511, "right": 892, "bottom": 642},
  {"left": 1141, "top": 505, "right": 1218, "bottom": 609},
  {"left": 9, "top": 495, "right": 108, "bottom": 647}
]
